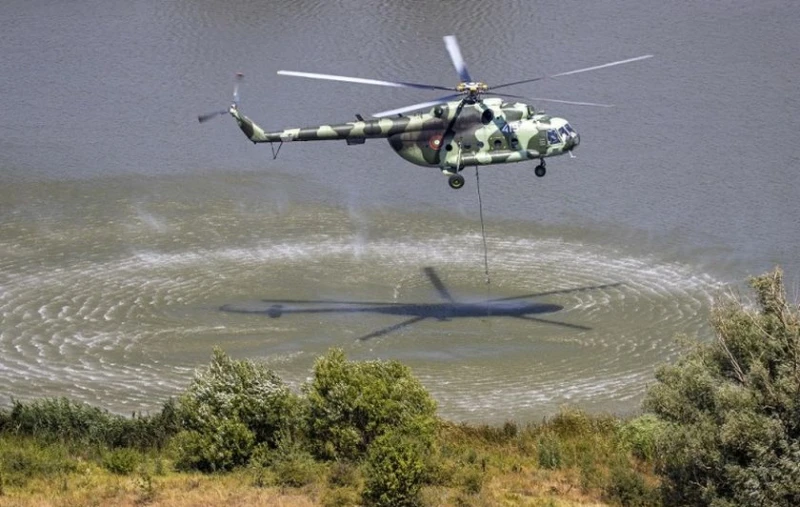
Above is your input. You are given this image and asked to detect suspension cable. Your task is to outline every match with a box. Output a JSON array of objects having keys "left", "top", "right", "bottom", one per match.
[{"left": 475, "top": 167, "right": 491, "bottom": 306}]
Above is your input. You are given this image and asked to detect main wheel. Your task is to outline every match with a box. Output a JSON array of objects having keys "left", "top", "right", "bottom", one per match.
[
  {"left": 534, "top": 164, "right": 546, "bottom": 177},
  {"left": 448, "top": 174, "right": 465, "bottom": 189}
]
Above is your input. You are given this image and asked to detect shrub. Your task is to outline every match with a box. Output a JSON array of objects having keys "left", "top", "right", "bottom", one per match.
[
  {"left": 458, "top": 466, "right": 484, "bottom": 495},
  {"left": 0, "top": 437, "right": 78, "bottom": 487},
  {"left": 328, "top": 461, "right": 362, "bottom": 489},
  {"left": 6, "top": 397, "right": 126, "bottom": 446},
  {"left": 172, "top": 419, "right": 255, "bottom": 473},
  {"left": 304, "top": 348, "right": 437, "bottom": 461},
  {"left": 323, "top": 487, "right": 361, "bottom": 507},
  {"left": 271, "top": 449, "right": 319, "bottom": 487},
  {"left": 645, "top": 268, "right": 800, "bottom": 506},
  {"left": 605, "top": 463, "right": 659, "bottom": 507},
  {"left": 102, "top": 447, "right": 140, "bottom": 475},
  {"left": 537, "top": 434, "right": 562, "bottom": 469},
  {"left": 617, "top": 414, "right": 666, "bottom": 462},
  {"left": 362, "top": 431, "right": 427, "bottom": 507},
  {"left": 177, "top": 348, "right": 304, "bottom": 450},
  {"left": 3, "top": 397, "right": 177, "bottom": 450}
]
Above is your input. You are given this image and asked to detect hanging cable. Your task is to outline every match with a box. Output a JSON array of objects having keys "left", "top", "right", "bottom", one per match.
[{"left": 475, "top": 167, "right": 491, "bottom": 306}]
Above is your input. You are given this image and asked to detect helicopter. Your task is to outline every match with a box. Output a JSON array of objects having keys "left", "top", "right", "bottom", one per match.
[{"left": 199, "top": 36, "right": 652, "bottom": 190}]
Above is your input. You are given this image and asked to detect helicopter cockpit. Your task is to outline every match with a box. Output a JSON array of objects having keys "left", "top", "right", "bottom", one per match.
[{"left": 546, "top": 121, "right": 579, "bottom": 147}]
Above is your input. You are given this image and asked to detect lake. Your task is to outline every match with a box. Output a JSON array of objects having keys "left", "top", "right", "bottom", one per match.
[{"left": 1, "top": 0, "right": 798, "bottom": 423}]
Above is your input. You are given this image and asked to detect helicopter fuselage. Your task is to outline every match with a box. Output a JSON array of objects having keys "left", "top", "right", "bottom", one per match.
[{"left": 230, "top": 97, "right": 579, "bottom": 175}]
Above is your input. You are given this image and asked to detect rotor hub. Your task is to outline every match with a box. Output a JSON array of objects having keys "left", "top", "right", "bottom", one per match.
[{"left": 456, "top": 82, "right": 489, "bottom": 95}]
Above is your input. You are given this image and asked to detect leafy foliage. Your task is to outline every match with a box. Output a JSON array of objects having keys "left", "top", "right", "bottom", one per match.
[
  {"left": 304, "top": 348, "right": 437, "bottom": 461},
  {"left": 2, "top": 397, "right": 177, "bottom": 449},
  {"left": 172, "top": 348, "right": 305, "bottom": 471},
  {"left": 176, "top": 347, "right": 304, "bottom": 449},
  {"left": 617, "top": 414, "right": 667, "bottom": 462},
  {"left": 102, "top": 447, "right": 141, "bottom": 475},
  {"left": 645, "top": 268, "right": 800, "bottom": 506},
  {"left": 0, "top": 437, "right": 78, "bottom": 488},
  {"left": 172, "top": 419, "right": 255, "bottom": 473},
  {"left": 362, "top": 431, "right": 427, "bottom": 507}
]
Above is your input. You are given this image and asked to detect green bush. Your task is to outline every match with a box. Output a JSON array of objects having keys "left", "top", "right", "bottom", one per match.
[
  {"left": 458, "top": 466, "right": 484, "bottom": 495},
  {"left": 3, "top": 397, "right": 177, "bottom": 450},
  {"left": 537, "top": 434, "right": 562, "bottom": 469},
  {"left": 605, "top": 463, "right": 659, "bottom": 507},
  {"left": 617, "top": 414, "right": 666, "bottom": 462},
  {"left": 172, "top": 419, "right": 255, "bottom": 473},
  {"left": 271, "top": 449, "right": 319, "bottom": 487},
  {"left": 645, "top": 268, "right": 800, "bottom": 506},
  {"left": 362, "top": 431, "right": 427, "bottom": 507},
  {"left": 177, "top": 348, "right": 304, "bottom": 450},
  {"left": 328, "top": 461, "right": 362, "bottom": 489},
  {"left": 102, "top": 447, "right": 140, "bottom": 475},
  {"left": 6, "top": 397, "right": 125, "bottom": 446},
  {"left": 0, "top": 437, "right": 78, "bottom": 487},
  {"left": 323, "top": 487, "right": 361, "bottom": 507},
  {"left": 304, "top": 348, "right": 437, "bottom": 461}
]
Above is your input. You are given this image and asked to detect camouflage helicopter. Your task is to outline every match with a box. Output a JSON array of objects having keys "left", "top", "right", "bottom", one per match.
[{"left": 199, "top": 36, "right": 651, "bottom": 190}]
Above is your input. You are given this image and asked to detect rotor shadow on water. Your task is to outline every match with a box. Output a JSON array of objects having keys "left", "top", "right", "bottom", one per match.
[{"left": 219, "top": 267, "right": 622, "bottom": 341}]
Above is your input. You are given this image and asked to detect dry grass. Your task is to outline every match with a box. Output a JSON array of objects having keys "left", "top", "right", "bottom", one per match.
[
  {"left": 0, "top": 471, "right": 320, "bottom": 507},
  {"left": 0, "top": 462, "right": 639, "bottom": 507},
  {"left": 1, "top": 474, "right": 616, "bottom": 507},
  {"left": 0, "top": 409, "right": 660, "bottom": 507}
]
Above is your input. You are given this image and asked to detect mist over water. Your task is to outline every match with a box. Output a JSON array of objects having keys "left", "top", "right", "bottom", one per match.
[{"left": 1, "top": 0, "right": 798, "bottom": 422}]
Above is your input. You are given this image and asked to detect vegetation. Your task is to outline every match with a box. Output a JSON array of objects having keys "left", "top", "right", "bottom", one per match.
[
  {"left": 645, "top": 268, "right": 800, "bottom": 506},
  {"left": 304, "top": 348, "right": 437, "bottom": 461},
  {"left": 1, "top": 268, "right": 797, "bottom": 506}
]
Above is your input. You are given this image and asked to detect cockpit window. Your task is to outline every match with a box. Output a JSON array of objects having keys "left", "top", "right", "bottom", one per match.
[
  {"left": 558, "top": 127, "right": 569, "bottom": 139},
  {"left": 564, "top": 123, "right": 575, "bottom": 134},
  {"left": 546, "top": 129, "right": 561, "bottom": 145}
]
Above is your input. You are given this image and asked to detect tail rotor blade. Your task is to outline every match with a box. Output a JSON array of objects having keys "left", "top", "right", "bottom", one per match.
[
  {"left": 444, "top": 35, "right": 472, "bottom": 82},
  {"left": 198, "top": 110, "right": 228, "bottom": 123},
  {"left": 232, "top": 72, "right": 244, "bottom": 106},
  {"left": 198, "top": 73, "right": 244, "bottom": 124}
]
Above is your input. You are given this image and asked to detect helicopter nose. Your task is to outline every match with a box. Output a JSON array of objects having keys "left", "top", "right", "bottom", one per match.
[{"left": 566, "top": 132, "right": 579, "bottom": 150}]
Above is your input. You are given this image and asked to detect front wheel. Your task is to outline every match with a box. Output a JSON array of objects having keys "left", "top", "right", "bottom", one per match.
[
  {"left": 448, "top": 174, "right": 465, "bottom": 189},
  {"left": 534, "top": 164, "right": 546, "bottom": 177}
]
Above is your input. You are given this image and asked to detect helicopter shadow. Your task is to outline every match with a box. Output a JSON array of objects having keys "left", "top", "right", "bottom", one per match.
[{"left": 219, "top": 267, "right": 622, "bottom": 341}]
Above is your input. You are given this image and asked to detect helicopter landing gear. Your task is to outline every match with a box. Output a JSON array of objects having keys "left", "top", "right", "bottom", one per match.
[
  {"left": 448, "top": 174, "right": 465, "bottom": 189},
  {"left": 534, "top": 162, "right": 546, "bottom": 177}
]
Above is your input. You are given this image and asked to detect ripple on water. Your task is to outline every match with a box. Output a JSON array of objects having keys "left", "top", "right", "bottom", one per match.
[{"left": 0, "top": 227, "right": 721, "bottom": 420}]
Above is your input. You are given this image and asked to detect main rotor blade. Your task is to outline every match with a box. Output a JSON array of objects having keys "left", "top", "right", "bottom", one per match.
[
  {"left": 527, "top": 97, "right": 614, "bottom": 107},
  {"left": 277, "top": 70, "right": 451, "bottom": 92},
  {"left": 491, "top": 92, "right": 613, "bottom": 107},
  {"left": 372, "top": 93, "right": 462, "bottom": 118},
  {"left": 260, "top": 298, "right": 403, "bottom": 306},
  {"left": 357, "top": 315, "right": 428, "bottom": 341},
  {"left": 424, "top": 267, "right": 456, "bottom": 303},
  {"left": 487, "top": 282, "right": 624, "bottom": 303},
  {"left": 492, "top": 54, "right": 653, "bottom": 90},
  {"left": 444, "top": 35, "right": 472, "bottom": 82},
  {"left": 512, "top": 315, "right": 592, "bottom": 331}
]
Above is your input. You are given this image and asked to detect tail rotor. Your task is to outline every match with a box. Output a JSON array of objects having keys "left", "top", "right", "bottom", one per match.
[{"left": 198, "top": 72, "right": 244, "bottom": 123}]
